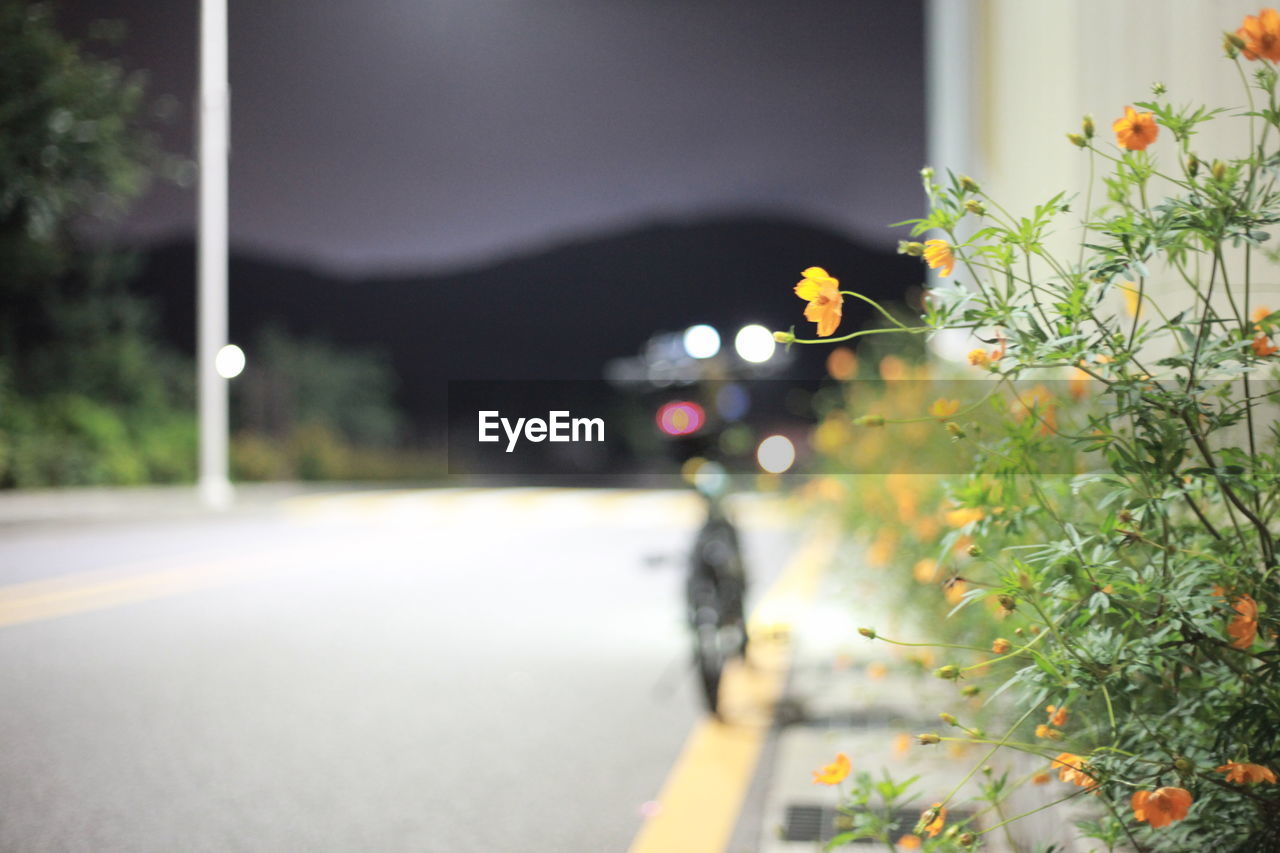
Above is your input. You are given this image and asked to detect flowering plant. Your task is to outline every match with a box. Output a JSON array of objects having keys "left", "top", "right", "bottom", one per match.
[{"left": 783, "top": 10, "right": 1280, "bottom": 851}]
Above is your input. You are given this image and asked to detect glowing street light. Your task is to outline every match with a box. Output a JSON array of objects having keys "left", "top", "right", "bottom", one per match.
[
  {"left": 214, "top": 344, "right": 245, "bottom": 379},
  {"left": 733, "top": 324, "right": 775, "bottom": 364},
  {"left": 756, "top": 435, "right": 796, "bottom": 473},
  {"left": 682, "top": 324, "right": 721, "bottom": 359}
]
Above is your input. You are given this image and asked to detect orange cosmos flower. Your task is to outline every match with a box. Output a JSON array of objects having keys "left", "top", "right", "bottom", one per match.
[
  {"left": 1112, "top": 106, "right": 1158, "bottom": 151},
  {"left": 929, "top": 398, "right": 961, "bottom": 418},
  {"left": 923, "top": 239, "right": 955, "bottom": 277},
  {"left": 1238, "top": 8, "right": 1280, "bottom": 62},
  {"left": 1131, "top": 787, "right": 1192, "bottom": 828},
  {"left": 1228, "top": 594, "right": 1259, "bottom": 649},
  {"left": 1217, "top": 761, "right": 1278, "bottom": 784},
  {"left": 944, "top": 578, "right": 968, "bottom": 605},
  {"left": 1052, "top": 752, "right": 1094, "bottom": 787},
  {"left": 1253, "top": 305, "right": 1273, "bottom": 326},
  {"left": 897, "top": 835, "right": 922, "bottom": 851},
  {"left": 944, "top": 506, "right": 984, "bottom": 528},
  {"left": 913, "top": 558, "right": 939, "bottom": 583},
  {"left": 794, "top": 267, "right": 844, "bottom": 338},
  {"left": 812, "top": 752, "right": 851, "bottom": 785},
  {"left": 1031, "top": 771, "right": 1051, "bottom": 785},
  {"left": 921, "top": 803, "right": 947, "bottom": 837},
  {"left": 1046, "top": 704, "right": 1069, "bottom": 727},
  {"left": 991, "top": 638, "right": 1012, "bottom": 654},
  {"left": 1251, "top": 334, "right": 1278, "bottom": 357},
  {"left": 1035, "top": 724, "right": 1063, "bottom": 740},
  {"left": 894, "top": 732, "right": 912, "bottom": 757}
]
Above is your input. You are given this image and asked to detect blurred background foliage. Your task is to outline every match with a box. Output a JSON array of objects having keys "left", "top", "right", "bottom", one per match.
[{"left": 0, "top": 3, "right": 434, "bottom": 487}]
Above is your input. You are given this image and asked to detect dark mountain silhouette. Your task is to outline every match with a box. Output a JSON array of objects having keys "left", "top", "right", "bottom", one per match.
[{"left": 129, "top": 214, "right": 921, "bottom": 428}]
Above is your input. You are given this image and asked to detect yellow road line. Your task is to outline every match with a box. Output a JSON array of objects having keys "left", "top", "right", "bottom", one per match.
[
  {"left": 627, "top": 521, "right": 841, "bottom": 853},
  {"left": 0, "top": 548, "right": 296, "bottom": 629}
]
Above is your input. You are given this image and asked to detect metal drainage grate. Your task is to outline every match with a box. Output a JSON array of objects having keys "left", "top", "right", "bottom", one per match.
[{"left": 781, "top": 805, "right": 971, "bottom": 844}]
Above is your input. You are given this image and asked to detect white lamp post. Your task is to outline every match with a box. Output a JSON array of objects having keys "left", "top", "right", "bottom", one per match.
[{"left": 198, "top": 0, "right": 231, "bottom": 508}]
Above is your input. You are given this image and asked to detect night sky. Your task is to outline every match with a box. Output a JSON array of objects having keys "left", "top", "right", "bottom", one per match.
[{"left": 61, "top": 0, "right": 926, "bottom": 275}]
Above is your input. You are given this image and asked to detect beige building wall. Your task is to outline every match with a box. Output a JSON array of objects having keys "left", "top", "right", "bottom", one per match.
[{"left": 965, "top": 0, "right": 1280, "bottom": 319}]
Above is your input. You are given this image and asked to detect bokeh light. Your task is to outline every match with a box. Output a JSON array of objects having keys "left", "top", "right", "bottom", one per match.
[
  {"left": 682, "top": 324, "right": 721, "bottom": 359},
  {"left": 214, "top": 344, "right": 246, "bottom": 379},
  {"left": 656, "top": 401, "right": 705, "bottom": 436},
  {"left": 756, "top": 434, "right": 795, "bottom": 473},
  {"left": 734, "top": 324, "right": 776, "bottom": 363}
]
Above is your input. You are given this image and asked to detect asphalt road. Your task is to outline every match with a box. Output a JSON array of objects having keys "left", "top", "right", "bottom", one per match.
[{"left": 0, "top": 488, "right": 796, "bottom": 853}]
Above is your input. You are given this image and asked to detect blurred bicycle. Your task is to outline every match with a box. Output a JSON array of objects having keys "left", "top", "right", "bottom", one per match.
[{"left": 684, "top": 461, "right": 748, "bottom": 718}]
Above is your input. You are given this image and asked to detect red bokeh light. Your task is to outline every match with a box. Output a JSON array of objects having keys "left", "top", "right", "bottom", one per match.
[{"left": 656, "top": 401, "right": 705, "bottom": 436}]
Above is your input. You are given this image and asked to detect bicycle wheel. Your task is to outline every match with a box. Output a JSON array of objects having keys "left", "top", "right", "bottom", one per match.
[{"left": 693, "top": 619, "right": 725, "bottom": 716}]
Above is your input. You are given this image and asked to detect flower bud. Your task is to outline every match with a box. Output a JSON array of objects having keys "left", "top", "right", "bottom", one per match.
[
  {"left": 858, "top": 626, "right": 877, "bottom": 639},
  {"left": 963, "top": 198, "right": 986, "bottom": 216},
  {"left": 934, "top": 665, "right": 960, "bottom": 680},
  {"left": 998, "top": 594, "right": 1017, "bottom": 612},
  {"left": 1082, "top": 115, "right": 1095, "bottom": 139},
  {"left": 1226, "top": 31, "right": 1247, "bottom": 53},
  {"left": 959, "top": 175, "right": 980, "bottom": 193},
  {"left": 1213, "top": 160, "right": 1227, "bottom": 181},
  {"left": 1151, "top": 81, "right": 1167, "bottom": 96},
  {"left": 1018, "top": 573, "right": 1034, "bottom": 591},
  {"left": 945, "top": 422, "right": 965, "bottom": 440},
  {"left": 920, "top": 167, "right": 935, "bottom": 180},
  {"left": 917, "top": 732, "right": 940, "bottom": 745},
  {"left": 991, "top": 638, "right": 1011, "bottom": 654},
  {"left": 898, "top": 240, "right": 925, "bottom": 257},
  {"left": 966, "top": 544, "right": 982, "bottom": 557},
  {"left": 1066, "top": 132, "right": 1087, "bottom": 148},
  {"left": 772, "top": 330, "right": 795, "bottom": 344},
  {"left": 960, "top": 685, "right": 980, "bottom": 697},
  {"left": 1174, "top": 756, "right": 1194, "bottom": 774},
  {"left": 939, "top": 712, "right": 958, "bottom": 726},
  {"left": 1187, "top": 155, "right": 1199, "bottom": 178},
  {"left": 959, "top": 832, "right": 977, "bottom": 846},
  {"left": 853, "top": 414, "right": 885, "bottom": 427}
]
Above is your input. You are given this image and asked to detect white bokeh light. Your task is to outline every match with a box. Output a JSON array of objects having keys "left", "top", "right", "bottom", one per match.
[
  {"left": 682, "top": 324, "right": 721, "bottom": 359},
  {"left": 214, "top": 344, "right": 246, "bottom": 379},
  {"left": 734, "top": 324, "right": 775, "bottom": 364},
  {"left": 756, "top": 435, "right": 795, "bottom": 473}
]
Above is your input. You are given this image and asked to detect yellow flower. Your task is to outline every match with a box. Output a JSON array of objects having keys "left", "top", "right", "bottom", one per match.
[
  {"left": 944, "top": 506, "right": 983, "bottom": 528},
  {"left": 929, "top": 398, "right": 960, "bottom": 418},
  {"left": 921, "top": 803, "right": 947, "bottom": 838},
  {"left": 1132, "top": 787, "right": 1192, "bottom": 829},
  {"left": 1228, "top": 594, "right": 1259, "bottom": 649},
  {"left": 811, "top": 752, "right": 851, "bottom": 785},
  {"left": 913, "top": 558, "right": 939, "bottom": 583},
  {"left": 1217, "top": 761, "right": 1278, "bottom": 784},
  {"left": 967, "top": 348, "right": 990, "bottom": 366},
  {"left": 1112, "top": 106, "right": 1158, "bottom": 151},
  {"left": 923, "top": 239, "right": 955, "bottom": 277},
  {"left": 826, "top": 346, "right": 857, "bottom": 380},
  {"left": 1252, "top": 305, "right": 1272, "bottom": 325},
  {"left": 1052, "top": 752, "right": 1094, "bottom": 788},
  {"left": 1035, "top": 724, "right": 1063, "bottom": 740},
  {"left": 1120, "top": 281, "right": 1142, "bottom": 317},
  {"left": 1046, "top": 704, "right": 1069, "bottom": 727},
  {"left": 794, "top": 267, "right": 844, "bottom": 337},
  {"left": 1238, "top": 8, "right": 1280, "bottom": 62}
]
